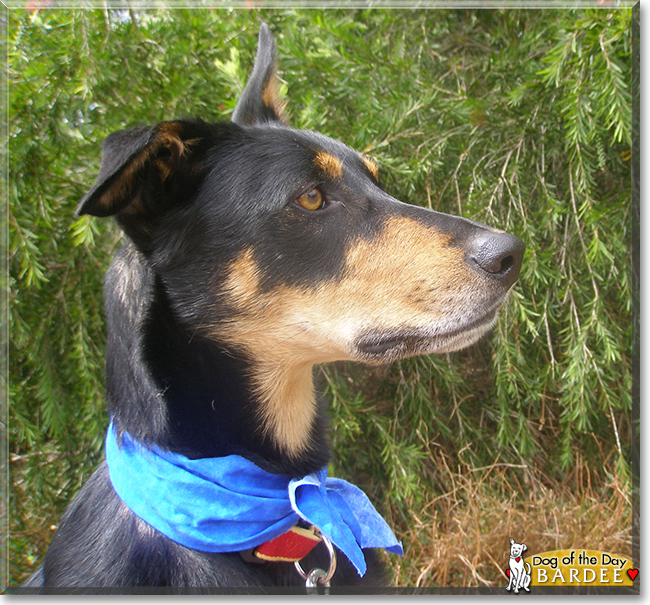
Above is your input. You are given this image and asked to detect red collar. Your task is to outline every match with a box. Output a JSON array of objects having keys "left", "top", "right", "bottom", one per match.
[{"left": 242, "top": 525, "right": 322, "bottom": 563}]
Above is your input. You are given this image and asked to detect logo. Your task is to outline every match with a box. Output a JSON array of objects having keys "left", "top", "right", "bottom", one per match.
[
  {"left": 505, "top": 539, "right": 532, "bottom": 593},
  {"left": 505, "top": 540, "right": 637, "bottom": 591}
]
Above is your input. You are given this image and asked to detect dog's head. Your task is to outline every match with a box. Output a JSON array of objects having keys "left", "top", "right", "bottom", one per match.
[
  {"left": 78, "top": 25, "right": 524, "bottom": 456},
  {"left": 509, "top": 539, "right": 528, "bottom": 558}
]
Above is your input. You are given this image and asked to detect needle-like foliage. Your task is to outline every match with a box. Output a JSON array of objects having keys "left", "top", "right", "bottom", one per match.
[{"left": 8, "top": 7, "right": 633, "bottom": 587}]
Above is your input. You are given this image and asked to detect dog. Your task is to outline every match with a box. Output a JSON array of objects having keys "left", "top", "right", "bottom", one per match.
[
  {"left": 506, "top": 539, "right": 532, "bottom": 593},
  {"left": 22, "top": 24, "right": 524, "bottom": 592}
]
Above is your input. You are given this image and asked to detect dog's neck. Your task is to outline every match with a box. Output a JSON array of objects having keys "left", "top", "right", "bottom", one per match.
[{"left": 102, "top": 242, "right": 329, "bottom": 477}]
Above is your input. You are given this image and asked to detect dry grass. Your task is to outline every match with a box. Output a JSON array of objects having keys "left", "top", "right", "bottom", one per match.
[{"left": 393, "top": 454, "right": 633, "bottom": 588}]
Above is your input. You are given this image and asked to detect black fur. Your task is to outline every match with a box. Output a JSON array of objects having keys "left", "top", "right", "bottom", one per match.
[{"left": 23, "top": 24, "right": 524, "bottom": 593}]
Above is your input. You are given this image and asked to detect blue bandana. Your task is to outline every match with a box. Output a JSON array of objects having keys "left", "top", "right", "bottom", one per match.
[{"left": 105, "top": 422, "right": 403, "bottom": 576}]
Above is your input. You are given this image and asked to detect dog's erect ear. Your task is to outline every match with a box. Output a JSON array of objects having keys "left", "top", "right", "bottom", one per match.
[
  {"left": 510, "top": 539, "right": 515, "bottom": 545},
  {"left": 76, "top": 121, "right": 205, "bottom": 219},
  {"left": 231, "top": 23, "right": 288, "bottom": 126}
]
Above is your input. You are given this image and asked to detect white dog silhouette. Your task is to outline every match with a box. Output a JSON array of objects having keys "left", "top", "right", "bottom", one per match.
[{"left": 506, "top": 538, "right": 531, "bottom": 593}]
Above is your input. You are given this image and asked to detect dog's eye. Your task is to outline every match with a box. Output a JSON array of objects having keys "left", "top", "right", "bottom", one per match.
[{"left": 296, "top": 188, "right": 325, "bottom": 211}]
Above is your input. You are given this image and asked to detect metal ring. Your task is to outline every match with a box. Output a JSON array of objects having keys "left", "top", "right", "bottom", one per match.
[{"left": 294, "top": 535, "right": 337, "bottom": 584}]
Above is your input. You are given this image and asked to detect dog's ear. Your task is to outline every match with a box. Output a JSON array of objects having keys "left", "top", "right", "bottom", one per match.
[
  {"left": 510, "top": 539, "right": 515, "bottom": 545},
  {"left": 76, "top": 121, "right": 205, "bottom": 219},
  {"left": 522, "top": 544, "right": 528, "bottom": 551},
  {"left": 231, "top": 23, "right": 288, "bottom": 126},
  {"left": 76, "top": 121, "right": 213, "bottom": 250}
]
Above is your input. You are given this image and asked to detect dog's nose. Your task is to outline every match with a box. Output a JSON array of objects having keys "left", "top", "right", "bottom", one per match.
[{"left": 468, "top": 230, "right": 525, "bottom": 289}]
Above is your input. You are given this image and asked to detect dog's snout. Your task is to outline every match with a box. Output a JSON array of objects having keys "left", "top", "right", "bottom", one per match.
[{"left": 469, "top": 230, "right": 525, "bottom": 288}]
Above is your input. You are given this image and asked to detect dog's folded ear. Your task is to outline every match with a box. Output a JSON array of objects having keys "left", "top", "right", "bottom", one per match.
[
  {"left": 76, "top": 121, "right": 206, "bottom": 219},
  {"left": 231, "top": 23, "right": 288, "bottom": 126}
]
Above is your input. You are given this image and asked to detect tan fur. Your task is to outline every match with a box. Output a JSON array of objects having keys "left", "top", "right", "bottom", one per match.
[
  {"left": 222, "top": 248, "right": 261, "bottom": 306},
  {"left": 217, "top": 216, "right": 493, "bottom": 457},
  {"left": 262, "top": 69, "right": 288, "bottom": 124},
  {"left": 362, "top": 156, "right": 379, "bottom": 180},
  {"left": 220, "top": 250, "right": 321, "bottom": 455},
  {"left": 314, "top": 151, "right": 343, "bottom": 179}
]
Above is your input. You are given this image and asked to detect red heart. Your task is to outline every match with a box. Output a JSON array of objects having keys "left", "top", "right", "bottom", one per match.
[
  {"left": 627, "top": 569, "right": 638, "bottom": 581},
  {"left": 516, "top": 557, "right": 521, "bottom": 562},
  {"left": 505, "top": 569, "right": 510, "bottom": 577}
]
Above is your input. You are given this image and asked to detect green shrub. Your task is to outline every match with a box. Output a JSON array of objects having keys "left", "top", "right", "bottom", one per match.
[{"left": 9, "top": 7, "right": 633, "bottom": 586}]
